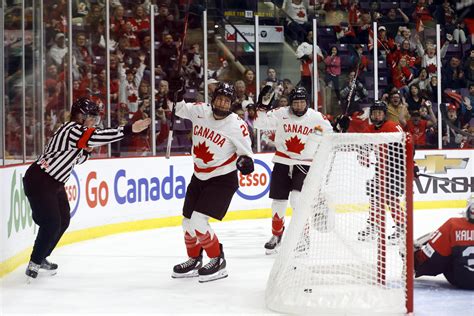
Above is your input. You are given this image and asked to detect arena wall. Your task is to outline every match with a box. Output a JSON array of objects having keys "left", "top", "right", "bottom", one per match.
[{"left": 1, "top": 150, "right": 472, "bottom": 277}]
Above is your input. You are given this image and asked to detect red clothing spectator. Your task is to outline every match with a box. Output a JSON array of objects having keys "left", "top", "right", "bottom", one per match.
[
  {"left": 129, "top": 106, "right": 169, "bottom": 152},
  {"left": 123, "top": 21, "right": 141, "bottom": 50},
  {"left": 110, "top": 5, "right": 127, "bottom": 37},
  {"left": 391, "top": 60, "right": 413, "bottom": 89},
  {"left": 129, "top": 5, "right": 150, "bottom": 34},
  {"left": 412, "top": 1, "right": 433, "bottom": 24},
  {"left": 406, "top": 118, "right": 428, "bottom": 147},
  {"left": 324, "top": 55, "right": 341, "bottom": 76}
]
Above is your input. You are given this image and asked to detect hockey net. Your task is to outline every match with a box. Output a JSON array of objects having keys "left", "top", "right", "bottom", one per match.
[{"left": 265, "top": 132, "right": 414, "bottom": 315}]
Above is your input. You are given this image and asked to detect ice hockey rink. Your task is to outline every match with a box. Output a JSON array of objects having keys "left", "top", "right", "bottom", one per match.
[{"left": 1, "top": 208, "right": 472, "bottom": 316}]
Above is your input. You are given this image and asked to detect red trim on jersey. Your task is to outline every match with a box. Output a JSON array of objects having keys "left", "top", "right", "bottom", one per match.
[
  {"left": 194, "top": 153, "right": 237, "bottom": 173},
  {"left": 275, "top": 150, "right": 312, "bottom": 162},
  {"left": 77, "top": 128, "right": 96, "bottom": 149}
]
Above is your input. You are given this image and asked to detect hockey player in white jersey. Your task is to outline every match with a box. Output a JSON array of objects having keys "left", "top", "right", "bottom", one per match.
[
  {"left": 254, "top": 87, "right": 333, "bottom": 254},
  {"left": 169, "top": 81, "right": 254, "bottom": 282}
]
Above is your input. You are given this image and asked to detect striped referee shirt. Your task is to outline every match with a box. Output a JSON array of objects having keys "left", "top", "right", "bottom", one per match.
[{"left": 36, "top": 121, "right": 132, "bottom": 183}]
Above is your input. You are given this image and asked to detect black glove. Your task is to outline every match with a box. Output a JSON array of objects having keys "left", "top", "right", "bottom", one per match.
[
  {"left": 334, "top": 114, "right": 350, "bottom": 133},
  {"left": 167, "top": 73, "right": 186, "bottom": 102},
  {"left": 256, "top": 85, "right": 275, "bottom": 111},
  {"left": 236, "top": 155, "right": 254, "bottom": 175},
  {"left": 414, "top": 164, "right": 420, "bottom": 179}
]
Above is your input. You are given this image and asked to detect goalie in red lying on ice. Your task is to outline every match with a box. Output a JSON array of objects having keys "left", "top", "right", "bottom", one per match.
[
  {"left": 253, "top": 87, "right": 333, "bottom": 254},
  {"left": 414, "top": 195, "right": 474, "bottom": 290},
  {"left": 168, "top": 80, "right": 254, "bottom": 283}
]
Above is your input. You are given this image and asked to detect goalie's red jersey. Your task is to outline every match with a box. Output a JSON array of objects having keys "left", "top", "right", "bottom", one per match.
[{"left": 416, "top": 217, "right": 474, "bottom": 289}]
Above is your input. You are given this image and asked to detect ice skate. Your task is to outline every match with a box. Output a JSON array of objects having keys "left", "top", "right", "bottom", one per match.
[
  {"left": 40, "top": 258, "right": 58, "bottom": 276},
  {"left": 198, "top": 244, "right": 228, "bottom": 283},
  {"left": 264, "top": 234, "right": 283, "bottom": 255},
  {"left": 25, "top": 261, "right": 41, "bottom": 283},
  {"left": 172, "top": 252, "right": 203, "bottom": 278}
]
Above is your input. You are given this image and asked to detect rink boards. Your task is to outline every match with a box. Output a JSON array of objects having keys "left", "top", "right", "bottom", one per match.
[{"left": 0, "top": 149, "right": 472, "bottom": 277}]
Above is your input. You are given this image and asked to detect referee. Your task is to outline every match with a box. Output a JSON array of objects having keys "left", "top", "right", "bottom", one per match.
[{"left": 23, "top": 97, "right": 150, "bottom": 281}]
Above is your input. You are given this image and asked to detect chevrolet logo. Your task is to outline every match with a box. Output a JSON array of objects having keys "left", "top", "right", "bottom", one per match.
[{"left": 415, "top": 155, "right": 468, "bottom": 174}]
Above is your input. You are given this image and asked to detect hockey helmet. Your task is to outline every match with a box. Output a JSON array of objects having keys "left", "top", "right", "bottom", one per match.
[
  {"left": 289, "top": 87, "right": 309, "bottom": 117},
  {"left": 211, "top": 82, "right": 235, "bottom": 118},
  {"left": 71, "top": 97, "right": 100, "bottom": 125},
  {"left": 370, "top": 100, "right": 387, "bottom": 126}
]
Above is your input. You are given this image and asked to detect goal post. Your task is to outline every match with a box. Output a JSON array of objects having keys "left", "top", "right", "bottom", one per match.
[{"left": 265, "top": 132, "right": 414, "bottom": 315}]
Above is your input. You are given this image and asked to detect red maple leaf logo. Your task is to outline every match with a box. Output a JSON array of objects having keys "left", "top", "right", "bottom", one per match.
[
  {"left": 426, "top": 63, "right": 437, "bottom": 73},
  {"left": 193, "top": 141, "right": 214, "bottom": 164},
  {"left": 128, "top": 94, "right": 138, "bottom": 103},
  {"left": 285, "top": 136, "right": 305, "bottom": 154},
  {"left": 297, "top": 10, "right": 306, "bottom": 18}
]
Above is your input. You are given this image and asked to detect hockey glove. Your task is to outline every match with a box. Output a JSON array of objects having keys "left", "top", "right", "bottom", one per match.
[
  {"left": 334, "top": 114, "right": 350, "bottom": 133},
  {"left": 168, "top": 73, "right": 186, "bottom": 102},
  {"left": 236, "top": 155, "right": 254, "bottom": 175}
]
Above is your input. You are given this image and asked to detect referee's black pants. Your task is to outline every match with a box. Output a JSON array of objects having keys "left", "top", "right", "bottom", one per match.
[{"left": 23, "top": 163, "right": 70, "bottom": 265}]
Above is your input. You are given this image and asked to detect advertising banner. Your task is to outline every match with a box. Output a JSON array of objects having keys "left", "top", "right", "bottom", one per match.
[
  {"left": 414, "top": 150, "right": 473, "bottom": 201},
  {"left": 225, "top": 25, "right": 284, "bottom": 43},
  {"left": 1, "top": 150, "right": 472, "bottom": 266}
]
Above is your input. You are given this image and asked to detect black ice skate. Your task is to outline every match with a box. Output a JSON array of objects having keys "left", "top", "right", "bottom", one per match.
[
  {"left": 40, "top": 258, "right": 58, "bottom": 275},
  {"left": 388, "top": 225, "right": 403, "bottom": 245},
  {"left": 264, "top": 234, "right": 283, "bottom": 255},
  {"left": 172, "top": 251, "right": 203, "bottom": 278},
  {"left": 25, "top": 261, "right": 41, "bottom": 282},
  {"left": 357, "top": 222, "right": 377, "bottom": 241},
  {"left": 198, "top": 244, "right": 228, "bottom": 283}
]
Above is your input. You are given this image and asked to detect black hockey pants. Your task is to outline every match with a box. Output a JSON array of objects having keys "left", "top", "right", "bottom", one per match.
[{"left": 23, "top": 163, "right": 70, "bottom": 264}]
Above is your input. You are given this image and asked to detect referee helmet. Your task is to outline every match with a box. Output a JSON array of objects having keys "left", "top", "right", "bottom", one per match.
[{"left": 71, "top": 97, "right": 100, "bottom": 125}]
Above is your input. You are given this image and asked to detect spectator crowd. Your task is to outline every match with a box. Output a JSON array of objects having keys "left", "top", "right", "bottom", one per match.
[{"left": 3, "top": 0, "right": 473, "bottom": 160}]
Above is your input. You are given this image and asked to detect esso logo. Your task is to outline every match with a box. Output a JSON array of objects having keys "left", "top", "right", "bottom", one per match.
[
  {"left": 64, "top": 170, "right": 81, "bottom": 218},
  {"left": 236, "top": 159, "right": 271, "bottom": 200},
  {"left": 85, "top": 171, "right": 109, "bottom": 208}
]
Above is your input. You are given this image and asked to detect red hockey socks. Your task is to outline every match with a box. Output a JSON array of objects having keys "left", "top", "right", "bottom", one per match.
[
  {"left": 272, "top": 214, "right": 285, "bottom": 236},
  {"left": 195, "top": 230, "right": 221, "bottom": 258},
  {"left": 184, "top": 232, "right": 202, "bottom": 258}
]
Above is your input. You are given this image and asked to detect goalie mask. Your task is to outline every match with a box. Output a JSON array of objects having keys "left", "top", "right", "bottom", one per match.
[
  {"left": 289, "top": 87, "right": 309, "bottom": 117},
  {"left": 71, "top": 97, "right": 101, "bottom": 126},
  {"left": 370, "top": 101, "right": 387, "bottom": 127},
  {"left": 211, "top": 82, "right": 235, "bottom": 118}
]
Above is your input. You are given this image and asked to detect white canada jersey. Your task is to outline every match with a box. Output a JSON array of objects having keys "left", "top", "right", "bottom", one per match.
[
  {"left": 175, "top": 101, "right": 253, "bottom": 180},
  {"left": 254, "top": 107, "right": 333, "bottom": 166}
]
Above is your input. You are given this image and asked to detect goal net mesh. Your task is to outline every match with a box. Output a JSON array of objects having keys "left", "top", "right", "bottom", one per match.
[{"left": 265, "top": 132, "right": 411, "bottom": 315}]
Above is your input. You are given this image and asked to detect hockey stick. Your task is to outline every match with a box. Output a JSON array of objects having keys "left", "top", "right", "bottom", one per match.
[
  {"left": 418, "top": 173, "right": 467, "bottom": 186},
  {"left": 343, "top": 52, "right": 362, "bottom": 116},
  {"left": 166, "top": 0, "right": 192, "bottom": 159}
]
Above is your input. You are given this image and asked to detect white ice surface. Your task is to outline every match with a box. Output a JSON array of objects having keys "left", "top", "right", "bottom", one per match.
[{"left": 1, "top": 209, "right": 473, "bottom": 316}]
